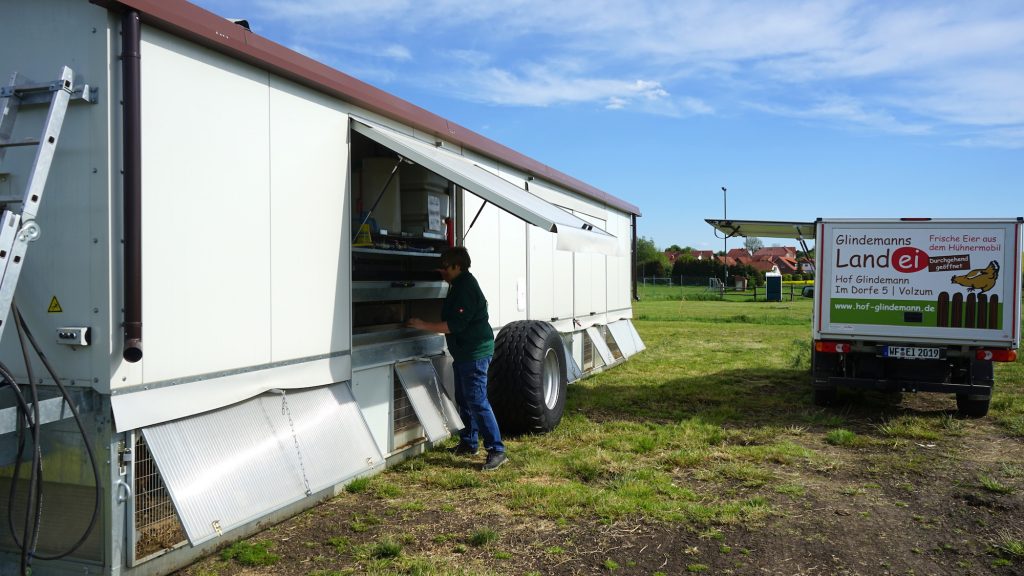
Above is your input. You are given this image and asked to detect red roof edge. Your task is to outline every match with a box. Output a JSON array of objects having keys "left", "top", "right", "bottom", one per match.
[{"left": 91, "top": 0, "right": 641, "bottom": 216}]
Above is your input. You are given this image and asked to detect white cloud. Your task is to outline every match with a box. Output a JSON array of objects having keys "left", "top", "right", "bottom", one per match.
[
  {"left": 442, "top": 62, "right": 673, "bottom": 110},
  {"left": 198, "top": 0, "right": 1024, "bottom": 146},
  {"left": 381, "top": 44, "right": 412, "bottom": 62},
  {"left": 751, "top": 95, "right": 932, "bottom": 135},
  {"left": 955, "top": 127, "right": 1024, "bottom": 149}
]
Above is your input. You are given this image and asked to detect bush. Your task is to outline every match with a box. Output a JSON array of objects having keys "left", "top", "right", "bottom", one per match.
[{"left": 782, "top": 274, "right": 793, "bottom": 282}]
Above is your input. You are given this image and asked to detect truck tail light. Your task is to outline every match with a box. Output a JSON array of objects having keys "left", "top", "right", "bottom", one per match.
[
  {"left": 976, "top": 349, "right": 1018, "bottom": 362},
  {"left": 815, "top": 340, "right": 850, "bottom": 354}
]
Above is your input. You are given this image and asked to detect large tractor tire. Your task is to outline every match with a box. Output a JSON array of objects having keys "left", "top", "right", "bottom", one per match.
[{"left": 489, "top": 320, "right": 568, "bottom": 435}]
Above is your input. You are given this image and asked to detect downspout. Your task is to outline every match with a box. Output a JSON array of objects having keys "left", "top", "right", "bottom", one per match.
[
  {"left": 122, "top": 9, "right": 143, "bottom": 362},
  {"left": 631, "top": 214, "right": 638, "bottom": 301}
]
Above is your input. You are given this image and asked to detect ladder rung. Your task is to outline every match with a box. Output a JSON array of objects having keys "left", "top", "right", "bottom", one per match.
[{"left": 0, "top": 138, "right": 40, "bottom": 149}]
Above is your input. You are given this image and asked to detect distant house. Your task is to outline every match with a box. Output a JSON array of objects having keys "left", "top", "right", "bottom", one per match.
[
  {"left": 715, "top": 255, "right": 740, "bottom": 267},
  {"left": 753, "top": 246, "right": 797, "bottom": 260},
  {"left": 692, "top": 250, "right": 714, "bottom": 261},
  {"left": 750, "top": 260, "right": 777, "bottom": 273},
  {"left": 798, "top": 258, "right": 815, "bottom": 273},
  {"left": 771, "top": 256, "right": 800, "bottom": 275},
  {"left": 727, "top": 248, "right": 751, "bottom": 259}
]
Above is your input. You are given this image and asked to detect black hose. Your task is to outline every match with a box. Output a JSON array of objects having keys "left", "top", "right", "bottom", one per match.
[
  {"left": 0, "top": 362, "right": 42, "bottom": 576},
  {"left": 12, "top": 306, "right": 43, "bottom": 573},
  {"left": 0, "top": 364, "right": 36, "bottom": 548},
  {"left": 13, "top": 306, "right": 101, "bottom": 561}
]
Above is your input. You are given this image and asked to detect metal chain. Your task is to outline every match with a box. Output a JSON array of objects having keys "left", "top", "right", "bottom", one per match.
[{"left": 279, "top": 393, "right": 312, "bottom": 496}]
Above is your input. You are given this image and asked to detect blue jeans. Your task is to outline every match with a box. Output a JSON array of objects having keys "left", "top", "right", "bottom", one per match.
[{"left": 452, "top": 356, "right": 505, "bottom": 454}]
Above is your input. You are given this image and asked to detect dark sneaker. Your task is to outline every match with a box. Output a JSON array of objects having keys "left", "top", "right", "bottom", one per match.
[
  {"left": 482, "top": 451, "right": 507, "bottom": 471},
  {"left": 449, "top": 443, "right": 478, "bottom": 456}
]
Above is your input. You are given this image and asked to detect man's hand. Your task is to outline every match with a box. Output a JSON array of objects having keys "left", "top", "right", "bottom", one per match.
[{"left": 406, "top": 317, "right": 450, "bottom": 334}]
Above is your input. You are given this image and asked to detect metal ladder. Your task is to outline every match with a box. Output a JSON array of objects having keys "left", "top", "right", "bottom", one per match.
[{"left": 0, "top": 66, "right": 95, "bottom": 340}]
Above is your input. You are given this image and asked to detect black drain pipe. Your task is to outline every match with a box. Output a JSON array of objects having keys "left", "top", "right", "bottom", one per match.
[
  {"left": 631, "top": 214, "right": 639, "bottom": 301},
  {"left": 122, "top": 9, "right": 143, "bottom": 362}
]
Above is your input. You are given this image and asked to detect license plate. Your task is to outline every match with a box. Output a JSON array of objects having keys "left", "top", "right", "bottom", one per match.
[{"left": 882, "top": 346, "right": 943, "bottom": 360}]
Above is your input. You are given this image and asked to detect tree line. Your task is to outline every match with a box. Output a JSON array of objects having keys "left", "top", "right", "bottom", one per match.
[{"left": 635, "top": 236, "right": 814, "bottom": 285}]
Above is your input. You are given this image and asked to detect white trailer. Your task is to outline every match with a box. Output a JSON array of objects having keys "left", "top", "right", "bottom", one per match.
[
  {"left": 0, "top": 1, "right": 645, "bottom": 574},
  {"left": 708, "top": 218, "right": 1022, "bottom": 416}
]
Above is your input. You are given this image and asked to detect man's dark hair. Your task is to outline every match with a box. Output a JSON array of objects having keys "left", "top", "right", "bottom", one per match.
[{"left": 441, "top": 246, "right": 471, "bottom": 270}]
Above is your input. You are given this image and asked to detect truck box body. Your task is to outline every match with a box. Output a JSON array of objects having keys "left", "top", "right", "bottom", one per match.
[
  {"left": 811, "top": 218, "right": 1021, "bottom": 413},
  {"left": 0, "top": 1, "right": 645, "bottom": 574},
  {"left": 814, "top": 219, "right": 1021, "bottom": 348},
  {"left": 705, "top": 217, "right": 1021, "bottom": 416}
]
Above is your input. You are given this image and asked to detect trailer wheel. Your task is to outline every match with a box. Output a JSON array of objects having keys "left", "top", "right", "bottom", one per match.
[
  {"left": 489, "top": 320, "right": 567, "bottom": 435},
  {"left": 956, "top": 394, "right": 990, "bottom": 418}
]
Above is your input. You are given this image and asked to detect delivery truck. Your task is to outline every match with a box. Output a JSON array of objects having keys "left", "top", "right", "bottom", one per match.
[
  {"left": 707, "top": 218, "right": 1022, "bottom": 417},
  {"left": 0, "top": 1, "right": 645, "bottom": 574}
]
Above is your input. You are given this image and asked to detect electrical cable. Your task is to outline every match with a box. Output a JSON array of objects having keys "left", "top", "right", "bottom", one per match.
[
  {"left": 1, "top": 362, "right": 37, "bottom": 553},
  {"left": 1, "top": 305, "right": 102, "bottom": 571},
  {"left": 12, "top": 305, "right": 43, "bottom": 574}
]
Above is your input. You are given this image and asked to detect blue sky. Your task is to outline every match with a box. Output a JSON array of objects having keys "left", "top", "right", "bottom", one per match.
[{"left": 191, "top": 0, "right": 1023, "bottom": 251}]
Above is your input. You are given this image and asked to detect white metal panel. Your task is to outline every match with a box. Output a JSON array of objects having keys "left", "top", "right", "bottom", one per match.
[
  {"left": 351, "top": 119, "right": 619, "bottom": 255},
  {"left": 591, "top": 254, "right": 607, "bottom": 320},
  {"left": 350, "top": 365, "right": 391, "bottom": 456},
  {"left": 395, "top": 359, "right": 462, "bottom": 443},
  {"left": 110, "top": 354, "right": 352, "bottom": 432},
  {"left": 498, "top": 210, "right": 528, "bottom": 325},
  {"left": 525, "top": 178, "right": 611, "bottom": 221},
  {"left": 585, "top": 326, "right": 615, "bottom": 366},
  {"left": 627, "top": 319, "right": 646, "bottom": 353},
  {"left": 563, "top": 334, "right": 583, "bottom": 383},
  {"left": 527, "top": 226, "right": 555, "bottom": 321},
  {"left": 463, "top": 192, "right": 500, "bottom": 328},
  {"left": 142, "top": 383, "right": 383, "bottom": 545},
  {"left": 606, "top": 319, "right": 639, "bottom": 358},
  {"left": 268, "top": 78, "right": 351, "bottom": 363},
  {"left": 606, "top": 213, "right": 632, "bottom": 312},
  {"left": 140, "top": 28, "right": 272, "bottom": 382},
  {"left": 553, "top": 249, "right": 574, "bottom": 319},
  {"left": 0, "top": 3, "right": 114, "bottom": 390},
  {"left": 574, "top": 253, "right": 594, "bottom": 317}
]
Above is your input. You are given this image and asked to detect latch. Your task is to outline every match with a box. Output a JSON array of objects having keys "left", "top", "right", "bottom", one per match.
[
  {"left": 117, "top": 441, "right": 133, "bottom": 475},
  {"left": 56, "top": 326, "right": 90, "bottom": 346}
]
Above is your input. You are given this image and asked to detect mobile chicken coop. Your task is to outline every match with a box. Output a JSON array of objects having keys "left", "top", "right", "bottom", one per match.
[{"left": 0, "top": 1, "right": 645, "bottom": 574}]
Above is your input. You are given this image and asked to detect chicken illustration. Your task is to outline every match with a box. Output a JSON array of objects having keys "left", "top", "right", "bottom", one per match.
[{"left": 951, "top": 260, "right": 999, "bottom": 293}]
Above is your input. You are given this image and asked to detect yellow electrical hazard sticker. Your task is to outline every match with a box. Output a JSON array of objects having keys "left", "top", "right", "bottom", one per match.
[{"left": 48, "top": 296, "right": 63, "bottom": 313}]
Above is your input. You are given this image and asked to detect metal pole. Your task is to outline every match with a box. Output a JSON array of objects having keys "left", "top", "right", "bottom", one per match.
[{"left": 721, "top": 186, "right": 727, "bottom": 293}]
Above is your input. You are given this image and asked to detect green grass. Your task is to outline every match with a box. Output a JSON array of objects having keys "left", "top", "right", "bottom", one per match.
[
  {"left": 345, "top": 476, "right": 372, "bottom": 493},
  {"left": 220, "top": 540, "right": 280, "bottom": 566},
  {"left": 825, "top": 429, "right": 859, "bottom": 446},
  {"left": 199, "top": 295, "right": 1024, "bottom": 576},
  {"left": 468, "top": 529, "right": 498, "bottom": 547},
  {"left": 979, "top": 475, "right": 1014, "bottom": 494}
]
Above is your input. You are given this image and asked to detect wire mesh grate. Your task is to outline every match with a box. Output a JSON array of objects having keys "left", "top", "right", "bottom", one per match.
[
  {"left": 393, "top": 375, "right": 419, "bottom": 433},
  {"left": 134, "top": 434, "right": 186, "bottom": 561},
  {"left": 582, "top": 331, "right": 595, "bottom": 371},
  {"left": 602, "top": 326, "right": 623, "bottom": 360}
]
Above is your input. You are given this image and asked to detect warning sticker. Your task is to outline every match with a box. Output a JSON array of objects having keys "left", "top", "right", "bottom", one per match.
[{"left": 48, "top": 296, "right": 62, "bottom": 313}]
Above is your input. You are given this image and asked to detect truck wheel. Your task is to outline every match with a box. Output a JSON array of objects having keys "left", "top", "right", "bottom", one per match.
[
  {"left": 811, "top": 347, "right": 837, "bottom": 406},
  {"left": 813, "top": 388, "right": 837, "bottom": 407},
  {"left": 956, "top": 394, "right": 990, "bottom": 418},
  {"left": 489, "top": 320, "right": 567, "bottom": 435}
]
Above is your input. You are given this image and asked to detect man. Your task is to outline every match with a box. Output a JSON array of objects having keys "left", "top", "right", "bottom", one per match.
[{"left": 407, "top": 246, "right": 507, "bottom": 471}]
